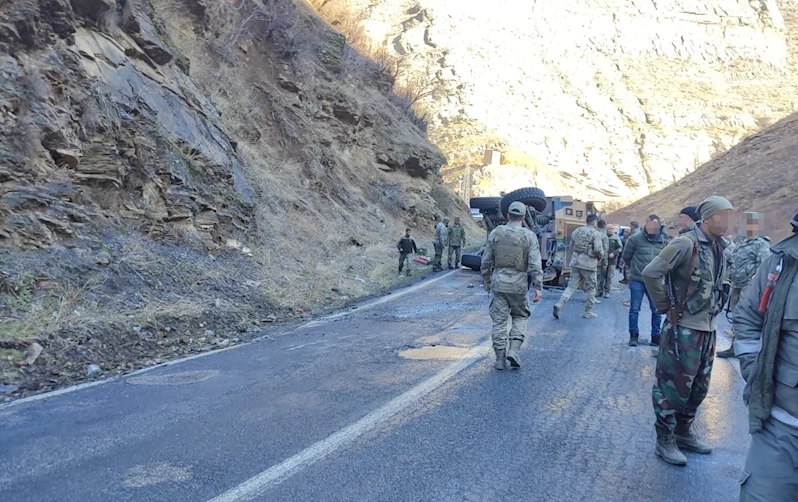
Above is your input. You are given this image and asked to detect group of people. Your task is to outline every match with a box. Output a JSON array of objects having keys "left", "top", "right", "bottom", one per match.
[
  {"left": 396, "top": 216, "right": 467, "bottom": 277},
  {"left": 479, "top": 195, "right": 798, "bottom": 501}
]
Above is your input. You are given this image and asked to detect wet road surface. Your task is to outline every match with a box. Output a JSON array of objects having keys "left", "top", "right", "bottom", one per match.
[{"left": 0, "top": 271, "right": 749, "bottom": 501}]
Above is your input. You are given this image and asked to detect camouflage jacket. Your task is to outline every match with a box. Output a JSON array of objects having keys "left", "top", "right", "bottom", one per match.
[
  {"left": 600, "top": 232, "right": 610, "bottom": 267},
  {"left": 568, "top": 225, "right": 604, "bottom": 271},
  {"left": 481, "top": 221, "right": 543, "bottom": 294},
  {"left": 448, "top": 224, "right": 466, "bottom": 247},
  {"left": 608, "top": 235, "right": 623, "bottom": 264},
  {"left": 730, "top": 236, "right": 771, "bottom": 288},
  {"left": 433, "top": 222, "right": 448, "bottom": 246},
  {"left": 642, "top": 226, "right": 731, "bottom": 331}
]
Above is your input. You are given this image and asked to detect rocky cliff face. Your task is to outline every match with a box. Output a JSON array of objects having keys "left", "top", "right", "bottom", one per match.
[
  {"left": 336, "top": 0, "right": 798, "bottom": 201},
  {"left": 0, "top": 0, "right": 468, "bottom": 394}
]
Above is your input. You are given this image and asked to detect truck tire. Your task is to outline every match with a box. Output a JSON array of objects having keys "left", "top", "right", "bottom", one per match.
[
  {"left": 461, "top": 253, "right": 482, "bottom": 271},
  {"left": 500, "top": 187, "right": 547, "bottom": 215},
  {"left": 469, "top": 197, "right": 502, "bottom": 211}
]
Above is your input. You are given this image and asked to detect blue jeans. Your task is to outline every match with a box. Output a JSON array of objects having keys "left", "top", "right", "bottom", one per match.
[{"left": 629, "top": 280, "right": 662, "bottom": 336}]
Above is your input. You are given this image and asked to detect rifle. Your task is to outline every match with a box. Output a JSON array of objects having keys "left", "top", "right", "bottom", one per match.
[{"left": 665, "top": 242, "right": 700, "bottom": 358}]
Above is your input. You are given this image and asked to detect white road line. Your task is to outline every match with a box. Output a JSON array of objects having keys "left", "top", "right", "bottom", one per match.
[
  {"left": 208, "top": 300, "right": 540, "bottom": 502},
  {"left": 207, "top": 339, "right": 491, "bottom": 502}
]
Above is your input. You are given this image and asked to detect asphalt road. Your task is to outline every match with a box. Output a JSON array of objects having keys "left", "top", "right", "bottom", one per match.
[{"left": 0, "top": 270, "right": 749, "bottom": 502}]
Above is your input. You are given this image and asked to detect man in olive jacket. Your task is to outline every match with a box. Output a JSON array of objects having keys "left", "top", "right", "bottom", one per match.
[
  {"left": 733, "top": 212, "right": 798, "bottom": 501},
  {"left": 621, "top": 216, "right": 668, "bottom": 347}
]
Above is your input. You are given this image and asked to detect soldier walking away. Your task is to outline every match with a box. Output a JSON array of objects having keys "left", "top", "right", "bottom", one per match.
[
  {"left": 733, "top": 212, "right": 798, "bottom": 501},
  {"left": 622, "top": 216, "right": 668, "bottom": 346},
  {"left": 481, "top": 201, "right": 543, "bottom": 370},
  {"left": 599, "top": 225, "right": 623, "bottom": 298},
  {"left": 620, "top": 221, "right": 641, "bottom": 284},
  {"left": 595, "top": 220, "right": 611, "bottom": 300},
  {"left": 397, "top": 228, "right": 418, "bottom": 277},
  {"left": 717, "top": 212, "right": 772, "bottom": 359},
  {"left": 553, "top": 214, "right": 604, "bottom": 320},
  {"left": 432, "top": 216, "right": 448, "bottom": 272},
  {"left": 642, "top": 196, "right": 734, "bottom": 466},
  {"left": 679, "top": 206, "right": 700, "bottom": 234},
  {"left": 447, "top": 217, "right": 467, "bottom": 269}
]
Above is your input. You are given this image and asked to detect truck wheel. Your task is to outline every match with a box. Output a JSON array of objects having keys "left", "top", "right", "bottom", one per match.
[
  {"left": 461, "top": 254, "right": 482, "bottom": 271},
  {"left": 469, "top": 197, "right": 502, "bottom": 210},
  {"left": 500, "top": 187, "right": 547, "bottom": 215}
]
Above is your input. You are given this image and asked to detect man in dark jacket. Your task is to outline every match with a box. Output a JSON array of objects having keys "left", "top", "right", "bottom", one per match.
[
  {"left": 733, "top": 212, "right": 798, "bottom": 501},
  {"left": 621, "top": 216, "right": 668, "bottom": 346},
  {"left": 397, "top": 228, "right": 418, "bottom": 276}
]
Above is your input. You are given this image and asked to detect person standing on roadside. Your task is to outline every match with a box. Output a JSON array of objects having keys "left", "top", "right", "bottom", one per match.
[
  {"left": 397, "top": 228, "right": 418, "bottom": 277},
  {"left": 717, "top": 212, "right": 771, "bottom": 358},
  {"left": 447, "top": 217, "right": 467, "bottom": 269},
  {"left": 481, "top": 201, "right": 543, "bottom": 370},
  {"left": 621, "top": 216, "right": 669, "bottom": 347},
  {"left": 598, "top": 225, "right": 623, "bottom": 299},
  {"left": 733, "top": 212, "right": 798, "bottom": 501},
  {"left": 553, "top": 214, "right": 604, "bottom": 320},
  {"left": 642, "top": 196, "right": 734, "bottom": 466},
  {"left": 620, "top": 221, "right": 641, "bottom": 284},
  {"left": 595, "top": 220, "right": 610, "bottom": 302},
  {"left": 432, "top": 215, "right": 448, "bottom": 272}
]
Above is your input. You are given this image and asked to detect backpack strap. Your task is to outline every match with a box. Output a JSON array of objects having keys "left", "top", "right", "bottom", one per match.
[{"left": 678, "top": 241, "right": 700, "bottom": 310}]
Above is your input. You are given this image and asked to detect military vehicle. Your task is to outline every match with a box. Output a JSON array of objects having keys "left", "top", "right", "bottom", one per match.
[{"left": 463, "top": 188, "right": 604, "bottom": 286}]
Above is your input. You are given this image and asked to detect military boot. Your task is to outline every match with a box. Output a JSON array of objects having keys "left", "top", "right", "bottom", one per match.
[
  {"left": 674, "top": 424, "right": 713, "bottom": 454},
  {"left": 649, "top": 335, "right": 660, "bottom": 347},
  {"left": 553, "top": 303, "right": 562, "bottom": 319},
  {"left": 583, "top": 311, "right": 597, "bottom": 319},
  {"left": 506, "top": 339, "right": 523, "bottom": 369},
  {"left": 593, "top": 298, "right": 602, "bottom": 304},
  {"left": 493, "top": 348, "right": 507, "bottom": 370},
  {"left": 716, "top": 347, "right": 736, "bottom": 359},
  {"left": 628, "top": 333, "right": 639, "bottom": 346},
  {"left": 655, "top": 429, "right": 688, "bottom": 466}
]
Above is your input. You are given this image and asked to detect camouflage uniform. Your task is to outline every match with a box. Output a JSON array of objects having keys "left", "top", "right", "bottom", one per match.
[
  {"left": 599, "top": 233, "right": 623, "bottom": 297},
  {"left": 432, "top": 221, "right": 448, "bottom": 272},
  {"left": 642, "top": 224, "right": 731, "bottom": 463},
  {"left": 481, "top": 209, "right": 543, "bottom": 370},
  {"left": 729, "top": 236, "right": 771, "bottom": 311},
  {"left": 554, "top": 224, "right": 604, "bottom": 318},
  {"left": 596, "top": 231, "right": 610, "bottom": 296},
  {"left": 447, "top": 223, "right": 467, "bottom": 268}
]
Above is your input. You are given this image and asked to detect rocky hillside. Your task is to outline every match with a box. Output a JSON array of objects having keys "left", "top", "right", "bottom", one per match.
[
  {"left": 315, "top": 0, "right": 798, "bottom": 202},
  {"left": 607, "top": 111, "right": 798, "bottom": 240},
  {"left": 0, "top": 0, "right": 476, "bottom": 395}
]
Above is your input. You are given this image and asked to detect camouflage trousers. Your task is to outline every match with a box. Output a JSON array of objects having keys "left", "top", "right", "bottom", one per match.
[
  {"left": 597, "top": 262, "right": 615, "bottom": 296},
  {"left": 556, "top": 266, "right": 597, "bottom": 312},
  {"left": 432, "top": 244, "right": 444, "bottom": 271},
  {"left": 489, "top": 291, "right": 530, "bottom": 350},
  {"left": 448, "top": 246, "right": 462, "bottom": 267},
  {"left": 652, "top": 321, "right": 716, "bottom": 433}
]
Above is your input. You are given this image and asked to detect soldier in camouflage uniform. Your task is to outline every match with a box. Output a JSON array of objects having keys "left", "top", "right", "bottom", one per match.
[
  {"left": 598, "top": 225, "right": 623, "bottom": 298},
  {"left": 642, "top": 196, "right": 734, "bottom": 466},
  {"left": 553, "top": 214, "right": 604, "bottom": 320},
  {"left": 717, "top": 212, "right": 771, "bottom": 358},
  {"left": 447, "top": 217, "right": 467, "bottom": 269},
  {"left": 482, "top": 201, "right": 543, "bottom": 370},
  {"left": 432, "top": 216, "right": 448, "bottom": 272},
  {"left": 595, "top": 220, "right": 610, "bottom": 300},
  {"left": 733, "top": 212, "right": 798, "bottom": 501}
]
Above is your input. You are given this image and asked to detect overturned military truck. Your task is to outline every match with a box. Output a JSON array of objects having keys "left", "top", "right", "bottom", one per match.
[{"left": 462, "top": 188, "right": 603, "bottom": 287}]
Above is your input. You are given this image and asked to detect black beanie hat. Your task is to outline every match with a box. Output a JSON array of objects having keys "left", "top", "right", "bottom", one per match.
[{"left": 680, "top": 206, "right": 700, "bottom": 222}]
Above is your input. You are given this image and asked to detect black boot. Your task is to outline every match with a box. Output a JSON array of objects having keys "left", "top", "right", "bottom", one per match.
[
  {"left": 628, "top": 333, "right": 639, "bottom": 347},
  {"left": 649, "top": 335, "right": 660, "bottom": 347},
  {"left": 716, "top": 347, "right": 736, "bottom": 358}
]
